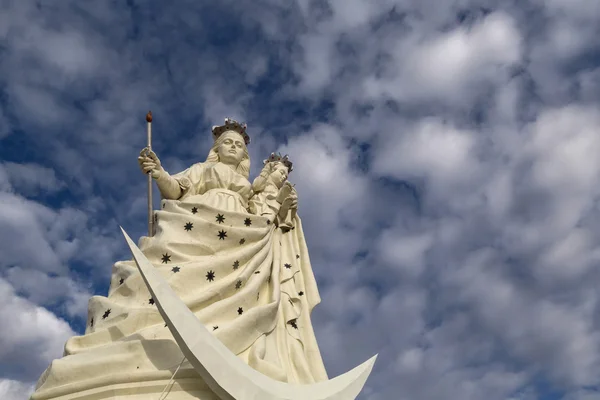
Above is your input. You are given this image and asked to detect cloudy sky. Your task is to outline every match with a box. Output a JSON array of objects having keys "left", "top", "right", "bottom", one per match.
[{"left": 1, "top": 0, "right": 600, "bottom": 399}]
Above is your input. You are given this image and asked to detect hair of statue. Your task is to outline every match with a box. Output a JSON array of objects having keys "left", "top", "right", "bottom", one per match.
[{"left": 205, "top": 131, "right": 250, "bottom": 179}]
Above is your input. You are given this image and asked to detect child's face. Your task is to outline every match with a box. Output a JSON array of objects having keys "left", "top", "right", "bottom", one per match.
[{"left": 270, "top": 162, "right": 289, "bottom": 189}]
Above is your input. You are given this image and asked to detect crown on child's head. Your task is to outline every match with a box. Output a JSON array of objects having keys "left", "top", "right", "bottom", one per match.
[
  {"left": 263, "top": 152, "right": 293, "bottom": 172},
  {"left": 212, "top": 118, "right": 251, "bottom": 145}
]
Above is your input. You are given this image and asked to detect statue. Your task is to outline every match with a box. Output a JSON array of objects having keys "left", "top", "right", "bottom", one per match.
[
  {"left": 249, "top": 153, "right": 297, "bottom": 231},
  {"left": 29, "top": 118, "right": 376, "bottom": 400}
]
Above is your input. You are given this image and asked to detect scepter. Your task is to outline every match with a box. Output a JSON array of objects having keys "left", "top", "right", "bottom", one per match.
[{"left": 146, "top": 111, "right": 154, "bottom": 237}]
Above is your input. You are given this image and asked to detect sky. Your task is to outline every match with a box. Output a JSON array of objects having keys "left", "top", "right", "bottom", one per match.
[{"left": 0, "top": 0, "right": 599, "bottom": 399}]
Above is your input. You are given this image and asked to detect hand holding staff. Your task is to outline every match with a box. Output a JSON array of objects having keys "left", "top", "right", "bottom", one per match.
[{"left": 138, "top": 147, "right": 162, "bottom": 178}]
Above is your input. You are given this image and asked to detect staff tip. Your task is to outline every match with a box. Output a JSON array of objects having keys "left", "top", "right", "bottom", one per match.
[{"left": 146, "top": 111, "right": 153, "bottom": 123}]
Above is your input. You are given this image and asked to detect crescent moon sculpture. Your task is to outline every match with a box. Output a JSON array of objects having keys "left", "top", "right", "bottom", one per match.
[{"left": 121, "top": 227, "right": 377, "bottom": 400}]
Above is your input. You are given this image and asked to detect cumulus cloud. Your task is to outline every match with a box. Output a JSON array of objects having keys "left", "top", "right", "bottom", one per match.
[
  {"left": 3, "top": 267, "right": 91, "bottom": 318},
  {"left": 365, "top": 11, "right": 522, "bottom": 105},
  {"left": 372, "top": 118, "right": 477, "bottom": 189},
  {"left": 1, "top": 0, "right": 600, "bottom": 399},
  {"left": 0, "top": 379, "right": 36, "bottom": 400},
  {"left": 0, "top": 278, "right": 74, "bottom": 382},
  {"left": 1, "top": 162, "right": 65, "bottom": 196}
]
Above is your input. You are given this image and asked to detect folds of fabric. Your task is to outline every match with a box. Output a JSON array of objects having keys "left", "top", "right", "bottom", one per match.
[{"left": 32, "top": 192, "right": 327, "bottom": 399}]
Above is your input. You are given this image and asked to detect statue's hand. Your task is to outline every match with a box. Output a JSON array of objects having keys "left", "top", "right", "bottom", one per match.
[
  {"left": 138, "top": 147, "right": 163, "bottom": 179},
  {"left": 276, "top": 182, "right": 294, "bottom": 204},
  {"left": 289, "top": 187, "right": 298, "bottom": 210},
  {"left": 280, "top": 191, "right": 298, "bottom": 213}
]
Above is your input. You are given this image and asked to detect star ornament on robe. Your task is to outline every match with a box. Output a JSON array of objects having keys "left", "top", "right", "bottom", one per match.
[
  {"left": 237, "top": 307, "right": 244, "bottom": 315},
  {"left": 244, "top": 217, "right": 252, "bottom": 226},
  {"left": 102, "top": 309, "right": 111, "bottom": 319},
  {"left": 149, "top": 298, "right": 155, "bottom": 305},
  {"left": 239, "top": 238, "right": 246, "bottom": 245},
  {"left": 119, "top": 277, "right": 124, "bottom": 285},
  {"left": 218, "top": 230, "right": 227, "bottom": 240},
  {"left": 284, "top": 263, "right": 292, "bottom": 269},
  {"left": 216, "top": 214, "right": 225, "bottom": 224},
  {"left": 184, "top": 222, "right": 193, "bottom": 231},
  {"left": 191, "top": 207, "right": 198, "bottom": 214},
  {"left": 206, "top": 270, "right": 216, "bottom": 282},
  {"left": 90, "top": 318, "right": 94, "bottom": 327},
  {"left": 172, "top": 266, "right": 180, "bottom": 273},
  {"left": 161, "top": 253, "right": 172, "bottom": 263},
  {"left": 120, "top": 228, "right": 379, "bottom": 399},
  {"left": 233, "top": 260, "right": 240, "bottom": 270},
  {"left": 235, "top": 280, "right": 242, "bottom": 290}
]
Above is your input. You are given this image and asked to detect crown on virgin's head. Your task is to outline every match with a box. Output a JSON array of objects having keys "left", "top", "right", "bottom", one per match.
[
  {"left": 263, "top": 152, "right": 293, "bottom": 172},
  {"left": 212, "top": 118, "right": 251, "bottom": 145}
]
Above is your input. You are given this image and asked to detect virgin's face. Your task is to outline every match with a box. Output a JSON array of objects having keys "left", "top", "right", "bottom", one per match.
[
  {"left": 270, "top": 162, "right": 289, "bottom": 189},
  {"left": 217, "top": 131, "right": 246, "bottom": 166}
]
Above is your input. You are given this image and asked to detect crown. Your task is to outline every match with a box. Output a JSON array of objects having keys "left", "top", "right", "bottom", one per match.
[
  {"left": 263, "top": 152, "right": 293, "bottom": 172},
  {"left": 212, "top": 118, "right": 251, "bottom": 145}
]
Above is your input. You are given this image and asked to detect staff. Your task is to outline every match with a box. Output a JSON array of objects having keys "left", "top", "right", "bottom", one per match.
[{"left": 146, "top": 111, "right": 153, "bottom": 237}]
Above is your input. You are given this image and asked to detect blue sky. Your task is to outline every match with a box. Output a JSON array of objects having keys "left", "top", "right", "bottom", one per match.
[{"left": 1, "top": 1, "right": 600, "bottom": 399}]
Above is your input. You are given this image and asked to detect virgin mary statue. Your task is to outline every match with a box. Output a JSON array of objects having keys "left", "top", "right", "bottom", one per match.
[{"left": 30, "top": 119, "right": 332, "bottom": 399}]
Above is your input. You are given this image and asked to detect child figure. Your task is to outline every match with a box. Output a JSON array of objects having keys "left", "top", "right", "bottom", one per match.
[{"left": 249, "top": 153, "right": 297, "bottom": 230}]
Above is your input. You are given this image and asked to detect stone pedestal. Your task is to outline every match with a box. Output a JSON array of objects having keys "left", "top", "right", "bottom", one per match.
[{"left": 31, "top": 371, "right": 220, "bottom": 400}]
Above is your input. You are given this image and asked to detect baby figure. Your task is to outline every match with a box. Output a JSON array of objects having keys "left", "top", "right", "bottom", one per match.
[{"left": 249, "top": 153, "right": 297, "bottom": 230}]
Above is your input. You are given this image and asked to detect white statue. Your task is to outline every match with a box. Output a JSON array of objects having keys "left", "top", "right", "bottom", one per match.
[
  {"left": 30, "top": 119, "right": 375, "bottom": 400},
  {"left": 249, "top": 153, "right": 297, "bottom": 231}
]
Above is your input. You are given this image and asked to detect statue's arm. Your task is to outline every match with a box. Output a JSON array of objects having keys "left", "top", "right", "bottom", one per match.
[
  {"left": 154, "top": 170, "right": 183, "bottom": 200},
  {"left": 139, "top": 148, "right": 195, "bottom": 200},
  {"left": 251, "top": 169, "right": 271, "bottom": 193}
]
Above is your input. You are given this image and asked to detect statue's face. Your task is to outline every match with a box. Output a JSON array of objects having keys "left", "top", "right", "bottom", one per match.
[
  {"left": 217, "top": 131, "right": 246, "bottom": 166},
  {"left": 270, "top": 162, "right": 289, "bottom": 189}
]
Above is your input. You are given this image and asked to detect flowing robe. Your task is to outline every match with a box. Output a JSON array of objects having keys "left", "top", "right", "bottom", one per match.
[{"left": 31, "top": 162, "right": 328, "bottom": 400}]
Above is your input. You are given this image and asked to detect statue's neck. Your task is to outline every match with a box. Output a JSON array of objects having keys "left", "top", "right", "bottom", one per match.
[{"left": 216, "top": 161, "right": 238, "bottom": 173}]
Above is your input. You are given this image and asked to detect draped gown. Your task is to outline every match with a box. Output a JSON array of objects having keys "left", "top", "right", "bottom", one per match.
[{"left": 31, "top": 161, "right": 328, "bottom": 400}]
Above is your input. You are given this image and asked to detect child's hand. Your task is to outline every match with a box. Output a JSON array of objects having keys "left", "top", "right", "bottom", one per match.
[{"left": 276, "top": 182, "right": 294, "bottom": 203}]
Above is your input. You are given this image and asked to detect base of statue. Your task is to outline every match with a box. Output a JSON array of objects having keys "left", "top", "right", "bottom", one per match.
[{"left": 30, "top": 370, "right": 220, "bottom": 400}]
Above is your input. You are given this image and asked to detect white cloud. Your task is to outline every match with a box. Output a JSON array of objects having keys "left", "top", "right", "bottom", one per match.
[
  {"left": 0, "top": 278, "right": 74, "bottom": 382},
  {"left": 4, "top": 267, "right": 91, "bottom": 318},
  {"left": 2, "top": 162, "right": 65, "bottom": 196},
  {"left": 538, "top": 227, "right": 595, "bottom": 282},
  {"left": 0, "top": 379, "right": 35, "bottom": 400},
  {"left": 1, "top": 1, "right": 600, "bottom": 399},
  {"left": 377, "top": 230, "right": 433, "bottom": 278},
  {"left": 279, "top": 123, "right": 370, "bottom": 258},
  {"left": 364, "top": 11, "right": 522, "bottom": 105},
  {"left": 527, "top": 106, "right": 600, "bottom": 193},
  {"left": 448, "top": 249, "right": 600, "bottom": 387},
  {"left": 0, "top": 192, "right": 65, "bottom": 273},
  {"left": 372, "top": 118, "right": 477, "bottom": 190},
  {"left": 395, "top": 347, "right": 424, "bottom": 374}
]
